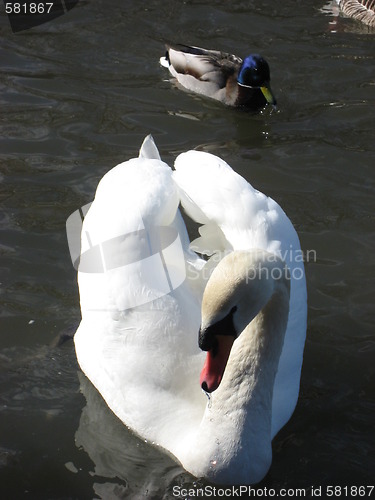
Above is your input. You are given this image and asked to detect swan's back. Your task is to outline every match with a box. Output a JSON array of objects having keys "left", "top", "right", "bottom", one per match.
[{"left": 174, "top": 150, "right": 307, "bottom": 436}]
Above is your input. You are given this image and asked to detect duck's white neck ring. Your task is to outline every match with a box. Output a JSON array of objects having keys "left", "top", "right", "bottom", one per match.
[{"left": 237, "top": 82, "right": 259, "bottom": 89}]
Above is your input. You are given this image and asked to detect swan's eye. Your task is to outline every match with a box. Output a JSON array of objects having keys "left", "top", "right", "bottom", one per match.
[{"left": 199, "top": 306, "right": 237, "bottom": 351}]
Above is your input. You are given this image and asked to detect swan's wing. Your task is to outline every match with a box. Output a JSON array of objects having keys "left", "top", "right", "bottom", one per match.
[
  {"left": 174, "top": 150, "right": 292, "bottom": 254},
  {"left": 75, "top": 141, "right": 207, "bottom": 445},
  {"left": 77, "top": 154, "right": 184, "bottom": 331},
  {"left": 173, "top": 150, "right": 307, "bottom": 437}
]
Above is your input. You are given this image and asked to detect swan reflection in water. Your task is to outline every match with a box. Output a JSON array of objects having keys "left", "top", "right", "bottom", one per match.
[{"left": 75, "top": 372, "right": 190, "bottom": 500}]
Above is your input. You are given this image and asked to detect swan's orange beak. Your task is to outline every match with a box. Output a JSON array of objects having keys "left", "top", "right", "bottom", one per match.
[{"left": 200, "top": 335, "right": 235, "bottom": 393}]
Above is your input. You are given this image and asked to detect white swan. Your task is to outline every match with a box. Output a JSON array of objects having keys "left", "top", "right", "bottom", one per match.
[{"left": 74, "top": 136, "right": 307, "bottom": 484}]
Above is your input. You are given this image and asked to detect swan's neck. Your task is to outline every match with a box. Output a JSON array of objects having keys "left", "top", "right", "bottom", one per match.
[
  {"left": 219, "top": 291, "right": 288, "bottom": 426},
  {"left": 184, "top": 282, "right": 289, "bottom": 484}
]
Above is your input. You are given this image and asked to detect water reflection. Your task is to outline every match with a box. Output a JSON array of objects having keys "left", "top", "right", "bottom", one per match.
[{"left": 75, "top": 373, "right": 189, "bottom": 499}]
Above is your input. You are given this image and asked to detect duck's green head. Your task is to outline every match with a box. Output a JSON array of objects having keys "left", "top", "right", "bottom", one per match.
[{"left": 237, "top": 55, "right": 277, "bottom": 108}]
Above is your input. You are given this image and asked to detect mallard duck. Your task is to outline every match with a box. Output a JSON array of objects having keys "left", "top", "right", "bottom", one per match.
[
  {"left": 74, "top": 136, "right": 307, "bottom": 484},
  {"left": 160, "top": 44, "right": 277, "bottom": 111},
  {"left": 335, "top": 0, "right": 375, "bottom": 26}
]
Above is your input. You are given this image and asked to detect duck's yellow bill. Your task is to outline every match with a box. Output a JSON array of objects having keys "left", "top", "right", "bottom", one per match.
[{"left": 260, "top": 85, "right": 277, "bottom": 108}]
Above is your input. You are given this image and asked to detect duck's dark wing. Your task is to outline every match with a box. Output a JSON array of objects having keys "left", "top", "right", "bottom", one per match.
[{"left": 167, "top": 44, "right": 242, "bottom": 68}]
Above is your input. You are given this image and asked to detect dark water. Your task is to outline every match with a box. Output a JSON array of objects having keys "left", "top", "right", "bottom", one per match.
[{"left": 1, "top": 1, "right": 374, "bottom": 498}]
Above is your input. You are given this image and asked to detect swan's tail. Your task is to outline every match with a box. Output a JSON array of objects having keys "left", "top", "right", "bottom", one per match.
[{"left": 139, "top": 134, "right": 161, "bottom": 160}]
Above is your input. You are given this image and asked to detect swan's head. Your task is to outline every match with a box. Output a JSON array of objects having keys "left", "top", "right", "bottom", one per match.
[
  {"left": 237, "top": 55, "right": 277, "bottom": 108},
  {"left": 199, "top": 250, "right": 290, "bottom": 393}
]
